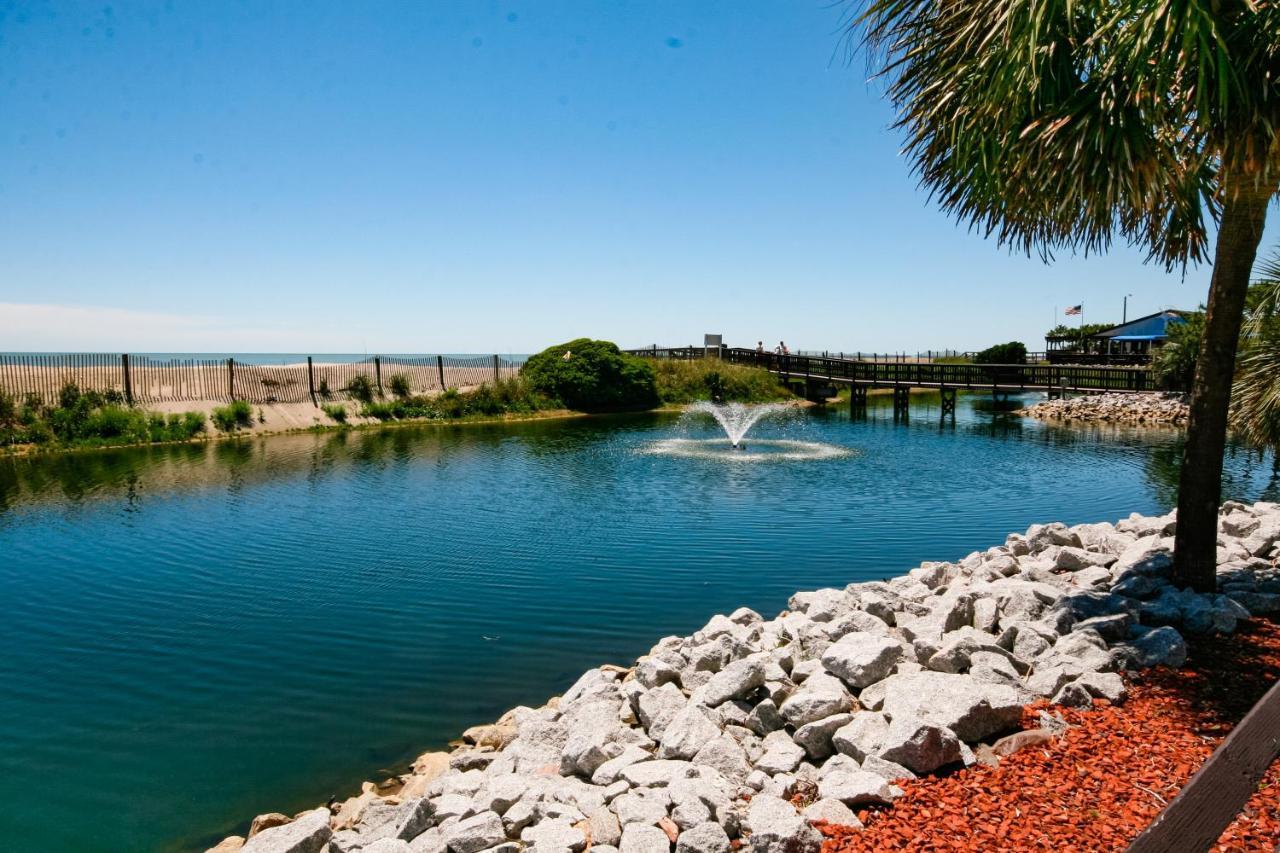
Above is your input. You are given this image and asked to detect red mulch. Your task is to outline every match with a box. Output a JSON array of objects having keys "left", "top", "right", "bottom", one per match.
[{"left": 818, "top": 619, "right": 1280, "bottom": 852}]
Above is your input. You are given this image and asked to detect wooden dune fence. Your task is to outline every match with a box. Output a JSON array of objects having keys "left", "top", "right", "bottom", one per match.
[{"left": 0, "top": 354, "right": 525, "bottom": 406}]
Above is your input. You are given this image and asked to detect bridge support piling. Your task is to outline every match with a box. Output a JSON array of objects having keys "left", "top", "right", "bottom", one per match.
[
  {"left": 940, "top": 385, "right": 956, "bottom": 416},
  {"left": 893, "top": 386, "right": 910, "bottom": 420}
]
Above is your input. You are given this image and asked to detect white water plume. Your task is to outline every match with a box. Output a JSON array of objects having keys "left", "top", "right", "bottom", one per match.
[{"left": 686, "top": 402, "right": 791, "bottom": 447}]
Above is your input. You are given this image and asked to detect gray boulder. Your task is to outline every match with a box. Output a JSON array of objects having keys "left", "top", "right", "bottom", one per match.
[
  {"left": 619, "top": 823, "right": 672, "bottom": 853},
  {"left": 778, "top": 672, "right": 854, "bottom": 727},
  {"left": 876, "top": 715, "right": 963, "bottom": 774},
  {"left": 241, "top": 809, "right": 332, "bottom": 853},
  {"left": 745, "top": 795, "right": 822, "bottom": 853},
  {"left": 802, "top": 798, "right": 860, "bottom": 827},
  {"left": 1118, "top": 626, "right": 1188, "bottom": 669},
  {"left": 817, "top": 770, "right": 899, "bottom": 806},
  {"left": 521, "top": 819, "right": 587, "bottom": 852},
  {"left": 880, "top": 672, "right": 1022, "bottom": 742},
  {"left": 696, "top": 656, "right": 767, "bottom": 707},
  {"left": 675, "top": 822, "right": 730, "bottom": 853},
  {"left": 821, "top": 634, "right": 907, "bottom": 688},
  {"left": 792, "top": 713, "right": 854, "bottom": 760},
  {"left": 658, "top": 706, "right": 722, "bottom": 760},
  {"left": 444, "top": 812, "right": 507, "bottom": 853},
  {"left": 831, "top": 712, "right": 888, "bottom": 762}
]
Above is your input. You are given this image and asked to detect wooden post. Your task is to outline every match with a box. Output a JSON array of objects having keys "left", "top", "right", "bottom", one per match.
[
  {"left": 493, "top": 354, "right": 500, "bottom": 385},
  {"left": 307, "top": 356, "right": 317, "bottom": 406},
  {"left": 227, "top": 358, "right": 235, "bottom": 400},
  {"left": 121, "top": 353, "right": 133, "bottom": 405},
  {"left": 436, "top": 355, "right": 446, "bottom": 389},
  {"left": 374, "top": 356, "right": 382, "bottom": 395}
]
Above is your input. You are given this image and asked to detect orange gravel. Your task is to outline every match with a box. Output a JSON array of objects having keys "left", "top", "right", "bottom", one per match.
[{"left": 818, "top": 619, "right": 1280, "bottom": 852}]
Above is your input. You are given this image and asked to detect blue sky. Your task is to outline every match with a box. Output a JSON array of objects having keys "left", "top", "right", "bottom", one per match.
[{"left": 1, "top": 1, "right": 1274, "bottom": 354}]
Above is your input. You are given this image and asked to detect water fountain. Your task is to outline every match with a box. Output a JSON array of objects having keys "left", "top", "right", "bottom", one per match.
[
  {"left": 687, "top": 401, "right": 790, "bottom": 449},
  {"left": 644, "top": 401, "right": 852, "bottom": 462}
]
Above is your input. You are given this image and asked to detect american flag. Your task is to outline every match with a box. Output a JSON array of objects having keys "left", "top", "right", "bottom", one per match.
[{"left": 1065, "top": 304, "right": 1082, "bottom": 316}]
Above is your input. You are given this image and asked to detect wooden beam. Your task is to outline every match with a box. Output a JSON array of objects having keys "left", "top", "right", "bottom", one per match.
[{"left": 1128, "top": 678, "right": 1280, "bottom": 853}]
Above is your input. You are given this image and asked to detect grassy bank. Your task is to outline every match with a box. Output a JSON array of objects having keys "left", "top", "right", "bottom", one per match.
[{"left": 652, "top": 358, "right": 794, "bottom": 404}]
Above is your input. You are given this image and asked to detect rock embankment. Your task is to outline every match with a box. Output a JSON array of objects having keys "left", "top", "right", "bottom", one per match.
[
  {"left": 216, "top": 501, "right": 1280, "bottom": 853},
  {"left": 1019, "top": 392, "right": 1189, "bottom": 426}
]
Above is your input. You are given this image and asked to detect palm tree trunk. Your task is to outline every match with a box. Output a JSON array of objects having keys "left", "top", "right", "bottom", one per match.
[{"left": 1172, "top": 171, "right": 1276, "bottom": 592}]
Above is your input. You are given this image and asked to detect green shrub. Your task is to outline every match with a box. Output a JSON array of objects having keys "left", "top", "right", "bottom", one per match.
[
  {"left": 0, "top": 390, "right": 16, "bottom": 425},
  {"left": 973, "top": 341, "right": 1028, "bottom": 364},
  {"left": 651, "top": 359, "right": 792, "bottom": 404},
  {"left": 212, "top": 400, "right": 254, "bottom": 432},
  {"left": 318, "top": 378, "right": 332, "bottom": 398},
  {"left": 361, "top": 401, "right": 400, "bottom": 421},
  {"left": 146, "top": 411, "right": 207, "bottom": 442},
  {"left": 522, "top": 339, "right": 658, "bottom": 411},
  {"left": 387, "top": 373, "right": 411, "bottom": 399},
  {"left": 346, "top": 374, "right": 377, "bottom": 404},
  {"left": 1153, "top": 312, "right": 1204, "bottom": 391},
  {"left": 323, "top": 403, "right": 348, "bottom": 423}
]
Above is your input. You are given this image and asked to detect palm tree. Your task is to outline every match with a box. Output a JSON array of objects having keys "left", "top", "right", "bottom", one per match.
[
  {"left": 1230, "top": 253, "right": 1280, "bottom": 455},
  {"left": 853, "top": 0, "right": 1280, "bottom": 591}
]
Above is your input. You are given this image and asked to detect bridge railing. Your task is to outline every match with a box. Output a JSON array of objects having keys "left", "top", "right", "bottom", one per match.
[{"left": 717, "top": 349, "right": 1155, "bottom": 393}]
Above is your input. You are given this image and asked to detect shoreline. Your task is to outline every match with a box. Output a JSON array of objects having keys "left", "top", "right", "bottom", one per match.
[
  {"left": 0, "top": 399, "right": 814, "bottom": 460},
  {"left": 212, "top": 500, "right": 1280, "bottom": 853}
]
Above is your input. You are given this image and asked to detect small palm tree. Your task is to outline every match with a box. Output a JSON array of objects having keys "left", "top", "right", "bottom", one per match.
[
  {"left": 853, "top": 0, "right": 1280, "bottom": 591},
  {"left": 1230, "top": 253, "right": 1280, "bottom": 455}
]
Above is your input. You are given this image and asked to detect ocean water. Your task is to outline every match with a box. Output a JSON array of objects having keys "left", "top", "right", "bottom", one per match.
[{"left": 0, "top": 394, "right": 1273, "bottom": 851}]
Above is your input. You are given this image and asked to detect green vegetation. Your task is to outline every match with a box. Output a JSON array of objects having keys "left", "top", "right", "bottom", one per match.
[
  {"left": 1044, "top": 323, "right": 1114, "bottom": 345},
  {"left": 651, "top": 359, "right": 793, "bottom": 404},
  {"left": 1153, "top": 311, "right": 1206, "bottom": 392},
  {"left": 972, "top": 342, "right": 1027, "bottom": 365},
  {"left": 1231, "top": 255, "right": 1280, "bottom": 456},
  {"left": 322, "top": 403, "right": 348, "bottom": 423},
  {"left": 0, "top": 382, "right": 206, "bottom": 449},
  {"left": 346, "top": 375, "right": 376, "bottom": 404},
  {"left": 855, "top": 0, "right": 1280, "bottom": 591},
  {"left": 360, "top": 379, "right": 553, "bottom": 422},
  {"left": 522, "top": 339, "right": 658, "bottom": 412},
  {"left": 387, "top": 373, "right": 411, "bottom": 399},
  {"left": 211, "top": 400, "right": 253, "bottom": 433}
]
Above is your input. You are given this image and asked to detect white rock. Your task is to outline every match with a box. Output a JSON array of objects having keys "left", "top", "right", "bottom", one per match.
[
  {"left": 778, "top": 672, "right": 854, "bottom": 727},
  {"left": 802, "top": 798, "right": 861, "bottom": 827},
  {"left": 831, "top": 712, "right": 889, "bottom": 762},
  {"left": 675, "top": 822, "right": 730, "bottom": 853},
  {"left": 521, "top": 818, "right": 587, "bottom": 852},
  {"left": 875, "top": 715, "right": 963, "bottom": 773},
  {"left": 817, "top": 770, "right": 899, "bottom": 806},
  {"left": 792, "top": 713, "right": 853, "bottom": 760},
  {"left": 619, "top": 823, "right": 672, "bottom": 853},
  {"left": 241, "top": 809, "right": 332, "bottom": 853},
  {"left": 880, "top": 672, "right": 1022, "bottom": 742},
  {"left": 443, "top": 811, "right": 506, "bottom": 853},
  {"left": 821, "top": 634, "right": 908, "bottom": 688},
  {"left": 745, "top": 795, "right": 822, "bottom": 853},
  {"left": 659, "top": 706, "right": 722, "bottom": 760}
]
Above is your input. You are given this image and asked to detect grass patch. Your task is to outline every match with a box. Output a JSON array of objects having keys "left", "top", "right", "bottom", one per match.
[
  {"left": 322, "top": 403, "right": 348, "bottom": 423},
  {"left": 651, "top": 359, "right": 793, "bottom": 404},
  {"left": 211, "top": 400, "right": 254, "bottom": 433},
  {"left": 361, "top": 378, "right": 555, "bottom": 422},
  {"left": 0, "top": 383, "right": 206, "bottom": 449}
]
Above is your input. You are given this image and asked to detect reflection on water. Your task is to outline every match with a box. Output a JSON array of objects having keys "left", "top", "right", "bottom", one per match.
[{"left": 0, "top": 397, "right": 1274, "bottom": 852}]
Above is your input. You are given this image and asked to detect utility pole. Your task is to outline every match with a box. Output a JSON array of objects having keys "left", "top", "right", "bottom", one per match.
[{"left": 1123, "top": 293, "right": 1132, "bottom": 324}]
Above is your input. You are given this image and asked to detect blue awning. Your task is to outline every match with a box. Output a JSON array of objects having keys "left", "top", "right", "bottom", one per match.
[{"left": 1109, "top": 335, "right": 1163, "bottom": 341}]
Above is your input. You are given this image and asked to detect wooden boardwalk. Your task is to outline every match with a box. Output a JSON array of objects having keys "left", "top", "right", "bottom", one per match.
[{"left": 631, "top": 347, "right": 1161, "bottom": 396}]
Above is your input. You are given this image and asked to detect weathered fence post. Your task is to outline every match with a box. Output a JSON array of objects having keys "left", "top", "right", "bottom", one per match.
[
  {"left": 374, "top": 356, "right": 382, "bottom": 395},
  {"left": 121, "top": 353, "right": 133, "bottom": 405},
  {"left": 492, "top": 355, "right": 500, "bottom": 385},
  {"left": 307, "top": 357, "right": 317, "bottom": 407},
  {"left": 436, "top": 355, "right": 446, "bottom": 389},
  {"left": 227, "top": 358, "right": 235, "bottom": 400}
]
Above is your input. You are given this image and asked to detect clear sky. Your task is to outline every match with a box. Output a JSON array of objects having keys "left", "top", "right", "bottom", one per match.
[{"left": 2, "top": 1, "right": 1275, "bottom": 354}]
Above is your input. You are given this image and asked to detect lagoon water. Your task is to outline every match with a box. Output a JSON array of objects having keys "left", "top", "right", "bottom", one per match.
[{"left": 0, "top": 395, "right": 1274, "bottom": 852}]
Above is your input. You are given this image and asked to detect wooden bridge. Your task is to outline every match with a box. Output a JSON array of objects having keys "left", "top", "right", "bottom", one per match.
[{"left": 631, "top": 347, "right": 1162, "bottom": 416}]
